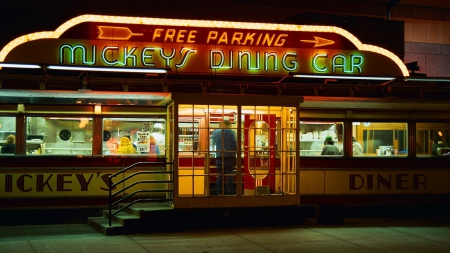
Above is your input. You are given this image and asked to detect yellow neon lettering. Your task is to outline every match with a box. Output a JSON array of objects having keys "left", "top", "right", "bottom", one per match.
[
  {"left": 176, "top": 30, "right": 187, "bottom": 43},
  {"left": 231, "top": 32, "right": 243, "bottom": 45},
  {"left": 274, "top": 34, "right": 288, "bottom": 46},
  {"left": 255, "top": 34, "right": 262, "bottom": 46},
  {"left": 217, "top": 32, "right": 228, "bottom": 44},
  {"left": 153, "top": 29, "right": 163, "bottom": 41},
  {"left": 187, "top": 30, "right": 197, "bottom": 43},
  {"left": 207, "top": 31, "right": 218, "bottom": 43},
  {"left": 262, "top": 34, "right": 275, "bottom": 46},
  {"left": 165, "top": 29, "right": 176, "bottom": 42},
  {"left": 243, "top": 33, "right": 256, "bottom": 45}
]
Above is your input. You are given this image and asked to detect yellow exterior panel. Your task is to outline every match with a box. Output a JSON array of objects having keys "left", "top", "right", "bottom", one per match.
[
  {"left": 178, "top": 168, "right": 206, "bottom": 195},
  {"left": 324, "top": 170, "right": 449, "bottom": 194},
  {"left": 300, "top": 170, "right": 325, "bottom": 194}
]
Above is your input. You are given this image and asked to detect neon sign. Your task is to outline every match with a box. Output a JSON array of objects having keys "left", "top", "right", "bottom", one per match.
[
  {"left": 0, "top": 14, "right": 409, "bottom": 77},
  {"left": 58, "top": 43, "right": 365, "bottom": 74}
]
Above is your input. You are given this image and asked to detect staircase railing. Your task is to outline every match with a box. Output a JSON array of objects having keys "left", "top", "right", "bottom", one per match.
[{"left": 108, "top": 161, "right": 174, "bottom": 226}]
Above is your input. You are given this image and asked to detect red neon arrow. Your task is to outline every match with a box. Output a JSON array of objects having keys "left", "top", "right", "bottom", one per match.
[
  {"left": 301, "top": 36, "right": 335, "bottom": 47},
  {"left": 97, "top": 26, "right": 143, "bottom": 40}
]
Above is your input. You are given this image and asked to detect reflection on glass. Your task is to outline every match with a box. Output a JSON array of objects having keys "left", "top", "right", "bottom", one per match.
[
  {"left": 26, "top": 117, "right": 93, "bottom": 155},
  {"left": 417, "top": 123, "right": 450, "bottom": 156},
  {"left": 248, "top": 120, "right": 269, "bottom": 180},
  {"left": 357, "top": 122, "right": 407, "bottom": 157}
]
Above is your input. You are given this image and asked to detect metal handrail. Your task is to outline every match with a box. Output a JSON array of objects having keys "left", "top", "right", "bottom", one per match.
[{"left": 108, "top": 161, "right": 174, "bottom": 226}]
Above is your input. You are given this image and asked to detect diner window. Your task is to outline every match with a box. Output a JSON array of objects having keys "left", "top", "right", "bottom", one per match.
[
  {"left": 26, "top": 117, "right": 93, "bottom": 155},
  {"left": 416, "top": 123, "right": 450, "bottom": 156},
  {"left": 102, "top": 118, "right": 166, "bottom": 155},
  {"left": 353, "top": 122, "right": 407, "bottom": 157},
  {"left": 0, "top": 116, "right": 16, "bottom": 155},
  {"left": 300, "top": 121, "right": 343, "bottom": 156}
]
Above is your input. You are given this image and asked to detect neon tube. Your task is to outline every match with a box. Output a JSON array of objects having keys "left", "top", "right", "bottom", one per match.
[
  {"left": 0, "top": 63, "right": 41, "bottom": 69},
  {"left": 292, "top": 74, "right": 395, "bottom": 81},
  {"left": 46, "top": 65, "right": 168, "bottom": 73}
]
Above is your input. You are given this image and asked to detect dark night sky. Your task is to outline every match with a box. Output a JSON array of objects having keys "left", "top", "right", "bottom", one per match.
[
  {"left": 0, "top": 0, "right": 297, "bottom": 49},
  {"left": 2, "top": 1, "right": 449, "bottom": 51}
]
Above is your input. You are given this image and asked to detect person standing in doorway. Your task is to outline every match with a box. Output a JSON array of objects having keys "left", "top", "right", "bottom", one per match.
[{"left": 212, "top": 120, "right": 237, "bottom": 195}]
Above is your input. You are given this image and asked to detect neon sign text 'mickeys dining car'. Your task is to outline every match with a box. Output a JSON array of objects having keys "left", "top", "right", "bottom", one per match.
[{"left": 0, "top": 15, "right": 409, "bottom": 77}]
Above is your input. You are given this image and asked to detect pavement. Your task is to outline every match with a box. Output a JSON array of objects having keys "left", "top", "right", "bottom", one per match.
[{"left": 1, "top": 217, "right": 450, "bottom": 253}]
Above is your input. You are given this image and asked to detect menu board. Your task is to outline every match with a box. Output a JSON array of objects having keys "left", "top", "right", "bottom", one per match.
[{"left": 136, "top": 131, "right": 150, "bottom": 153}]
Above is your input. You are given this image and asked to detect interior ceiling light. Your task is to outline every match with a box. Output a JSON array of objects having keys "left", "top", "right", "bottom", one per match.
[{"left": 291, "top": 73, "right": 395, "bottom": 81}]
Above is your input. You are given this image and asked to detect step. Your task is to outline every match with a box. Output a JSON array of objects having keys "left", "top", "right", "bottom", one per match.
[
  {"left": 87, "top": 216, "right": 126, "bottom": 236},
  {"left": 102, "top": 209, "right": 141, "bottom": 225},
  {"left": 89, "top": 202, "right": 174, "bottom": 235}
]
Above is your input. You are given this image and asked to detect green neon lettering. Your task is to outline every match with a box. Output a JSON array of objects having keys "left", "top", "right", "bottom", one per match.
[
  {"left": 123, "top": 47, "right": 137, "bottom": 66},
  {"left": 59, "top": 44, "right": 96, "bottom": 65},
  {"left": 141, "top": 47, "right": 156, "bottom": 67},
  {"left": 332, "top": 54, "right": 351, "bottom": 73},
  {"left": 351, "top": 55, "right": 363, "bottom": 73},
  {"left": 264, "top": 52, "right": 278, "bottom": 71},
  {"left": 102, "top": 46, "right": 119, "bottom": 65},
  {"left": 159, "top": 48, "right": 175, "bottom": 67},
  {"left": 313, "top": 53, "right": 327, "bottom": 72},
  {"left": 210, "top": 50, "right": 225, "bottom": 69},
  {"left": 282, "top": 53, "right": 297, "bottom": 71},
  {"left": 175, "top": 48, "right": 196, "bottom": 68},
  {"left": 238, "top": 51, "right": 259, "bottom": 70}
]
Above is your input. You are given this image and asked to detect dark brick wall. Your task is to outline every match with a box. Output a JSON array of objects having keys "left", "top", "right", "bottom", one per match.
[{"left": 405, "top": 42, "right": 450, "bottom": 77}]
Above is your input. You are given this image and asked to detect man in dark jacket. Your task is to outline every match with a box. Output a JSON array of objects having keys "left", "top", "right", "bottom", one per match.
[
  {"left": 321, "top": 136, "right": 340, "bottom": 155},
  {"left": 212, "top": 120, "right": 237, "bottom": 195}
]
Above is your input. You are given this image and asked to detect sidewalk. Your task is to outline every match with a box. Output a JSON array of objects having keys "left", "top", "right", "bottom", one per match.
[{"left": 1, "top": 217, "right": 450, "bottom": 253}]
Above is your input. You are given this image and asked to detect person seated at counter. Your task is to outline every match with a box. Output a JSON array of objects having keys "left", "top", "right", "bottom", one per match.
[
  {"left": 1, "top": 134, "right": 16, "bottom": 154},
  {"left": 352, "top": 136, "right": 363, "bottom": 156},
  {"left": 149, "top": 134, "right": 160, "bottom": 155},
  {"left": 124, "top": 135, "right": 138, "bottom": 150},
  {"left": 321, "top": 136, "right": 340, "bottom": 155},
  {"left": 116, "top": 136, "right": 137, "bottom": 154}
]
